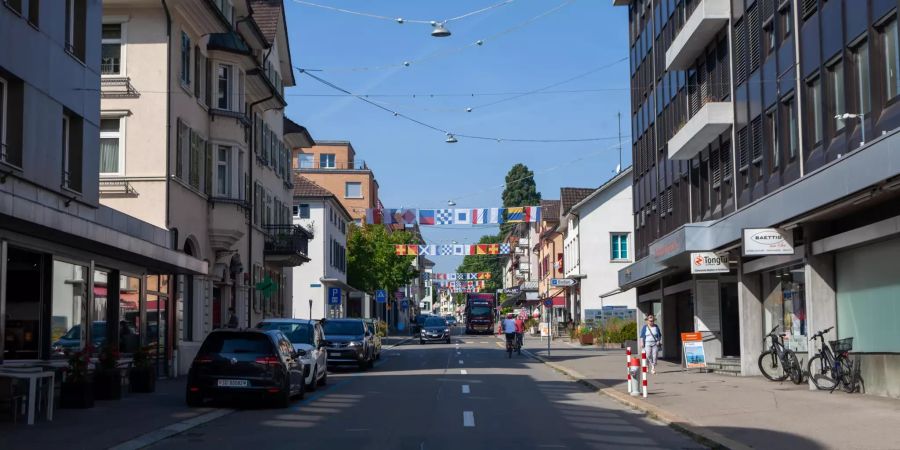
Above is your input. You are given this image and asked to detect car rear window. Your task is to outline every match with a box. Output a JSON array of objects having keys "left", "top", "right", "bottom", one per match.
[
  {"left": 199, "top": 333, "right": 274, "bottom": 355},
  {"left": 257, "top": 322, "right": 313, "bottom": 345},
  {"left": 323, "top": 321, "right": 364, "bottom": 335}
]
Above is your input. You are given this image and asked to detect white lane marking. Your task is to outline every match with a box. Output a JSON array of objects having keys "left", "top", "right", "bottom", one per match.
[
  {"left": 458, "top": 360, "right": 464, "bottom": 364},
  {"left": 479, "top": 341, "right": 487, "bottom": 344},
  {"left": 463, "top": 411, "right": 475, "bottom": 427},
  {"left": 109, "top": 409, "right": 234, "bottom": 450},
  {"left": 460, "top": 369, "right": 467, "bottom": 375},
  {"left": 462, "top": 385, "right": 470, "bottom": 394}
]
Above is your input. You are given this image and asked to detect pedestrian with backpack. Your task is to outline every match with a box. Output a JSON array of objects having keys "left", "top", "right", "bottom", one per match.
[{"left": 640, "top": 314, "right": 662, "bottom": 374}]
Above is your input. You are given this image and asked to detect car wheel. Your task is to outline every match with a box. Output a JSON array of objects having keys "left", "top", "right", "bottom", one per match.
[
  {"left": 306, "top": 365, "right": 318, "bottom": 392},
  {"left": 317, "top": 368, "right": 327, "bottom": 386},
  {"left": 358, "top": 359, "right": 368, "bottom": 371},
  {"left": 185, "top": 388, "right": 203, "bottom": 407},
  {"left": 446, "top": 338, "right": 452, "bottom": 344},
  {"left": 367, "top": 355, "right": 375, "bottom": 368}
]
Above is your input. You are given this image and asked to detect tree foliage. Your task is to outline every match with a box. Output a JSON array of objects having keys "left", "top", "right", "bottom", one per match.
[
  {"left": 346, "top": 224, "right": 419, "bottom": 295},
  {"left": 501, "top": 163, "right": 541, "bottom": 235},
  {"left": 456, "top": 234, "right": 503, "bottom": 293}
]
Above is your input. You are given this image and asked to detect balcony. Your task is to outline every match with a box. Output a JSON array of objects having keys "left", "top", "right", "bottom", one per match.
[
  {"left": 298, "top": 160, "right": 370, "bottom": 171},
  {"left": 100, "top": 77, "right": 139, "bottom": 99},
  {"left": 667, "top": 102, "right": 733, "bottom": 160},
  {"left": 263, "top": 225, "right": 312, "bottom": 267},
  {"left": 665, "top": 0, "right": 729, "bottom": 71}
]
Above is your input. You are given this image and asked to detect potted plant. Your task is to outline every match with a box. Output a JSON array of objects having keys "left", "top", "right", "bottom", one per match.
[
  {"left": 129, "top": 345, "right": 156, "bottom": 393},
  {"left": 578, "top": 325, "right": 594, "bottom": 345},
  {"left": 94, "top": 344, "right": 122, "bottom": 400},
  {"left": 60, "top": 346, "right": 94, "bottom": 408}
]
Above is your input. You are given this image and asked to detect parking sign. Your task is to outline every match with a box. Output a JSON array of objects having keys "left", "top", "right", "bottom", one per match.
[{"left": 328, "top": 287, "right": 342, "bottom": 306}]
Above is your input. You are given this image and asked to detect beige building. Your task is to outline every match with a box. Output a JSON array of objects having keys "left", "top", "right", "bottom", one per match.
[
  {"left": 98, "top": 0, "right": 309, "bottom": 373},
  {"left": 292, "top": 141, "right": 380, "bottom": 223}
]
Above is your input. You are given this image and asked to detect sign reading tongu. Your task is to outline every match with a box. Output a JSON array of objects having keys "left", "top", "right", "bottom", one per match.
[
  {"left": 742, "top": 228, "right": 795, "bottom": 256},
  {"left": 690, "top": 252, "right": 730, "bottom": 274}
]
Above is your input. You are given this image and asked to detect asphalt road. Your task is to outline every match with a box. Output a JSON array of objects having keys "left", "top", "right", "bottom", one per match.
[{"left": 150, "top": 329, "right": 705, "bottom": 450}]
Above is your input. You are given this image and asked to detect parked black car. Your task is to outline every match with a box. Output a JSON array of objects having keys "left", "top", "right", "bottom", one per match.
[
  {"left": 420, "top": 316, "right": 452, "bottom": 344},
  {"left": 322, "top": 319, "right": 375, "bottom": 370},
  {"left": 186, "top": 329, "right": 305, "bottom": 408}
]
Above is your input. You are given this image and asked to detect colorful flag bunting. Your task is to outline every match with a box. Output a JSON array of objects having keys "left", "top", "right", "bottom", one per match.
[
  {"left": 418, "top": 210, "right": 436, "bottom": 226},
  {"left": 453, "top": 209, "right": 471, "bottom": 225},
  {"left": 435, "top": 209, "right": 454, "bottom": 224}
]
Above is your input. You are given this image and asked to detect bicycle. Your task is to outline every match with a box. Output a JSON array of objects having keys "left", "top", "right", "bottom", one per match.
[
  {"left": 515, "top": 332, "right": 523, "bottom": 355},
  {"left": 505, "top": 332, "right": 516, "bottom": 358},
  {"left": 758, "top": 325, "right": 804, "bottom": 384},
  {"left": 808, "top": 327, "right": 863, "bottom": 393}
]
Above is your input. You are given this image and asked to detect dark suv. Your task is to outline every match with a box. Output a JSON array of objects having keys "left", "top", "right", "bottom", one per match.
[
  {"left": 186, "top": 329, "right": 305, "bottom": 408},
  {"left": 322, "top": 319, "right": 375, "bottom": 370}
]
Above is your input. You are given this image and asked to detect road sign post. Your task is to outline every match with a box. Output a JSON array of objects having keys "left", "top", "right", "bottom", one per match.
[
  {"left": 550, "top": 278, "right": 576, "bottom": 287},
  {"left": 543, "top": 298, "right": 553, "bottom": 355},
  {"left": 328, "top": 287, "right": 341, "bottom": 318}
]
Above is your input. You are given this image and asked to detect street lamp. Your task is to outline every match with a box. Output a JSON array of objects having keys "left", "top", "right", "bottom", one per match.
[
  {"left": 835, "top": 113, "right": 866, "bottom": 146},
  {"left": 447, "top": 200, "right": 456, "bottom": 207},
  {"left": 431, "top": 22, "right": 451, "bottom": 37},
  {"left": 445, "top": 133, "right": 458, "bottom": 143}
]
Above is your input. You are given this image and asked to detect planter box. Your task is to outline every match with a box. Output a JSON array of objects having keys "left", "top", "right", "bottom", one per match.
[
  {"left": 129, "top": 367, "right": 156, "bottom": 393},
  {"left": 61, "top": 382, "right": 94, "bottom": 409},
  {"left": 579, "top": 334, "right": 595, "bottom": 345},
  {"left": 94, "top": 369, "right": 122, "bottom": 400}
]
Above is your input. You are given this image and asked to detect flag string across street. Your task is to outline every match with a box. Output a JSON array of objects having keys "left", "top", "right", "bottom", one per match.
[{"left": 368, "top": 206, "right": 540, "bottom": 225}]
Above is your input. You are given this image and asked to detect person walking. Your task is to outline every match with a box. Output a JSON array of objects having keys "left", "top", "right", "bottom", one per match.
[{"left": 640, "top": 314, "right": 662, "bottom": 374}]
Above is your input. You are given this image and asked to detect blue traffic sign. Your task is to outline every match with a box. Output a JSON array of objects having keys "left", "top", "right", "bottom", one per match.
[
  {"left": 375, "top": 289, "right": 387, "bottom": 303},
  {"left": 328, "top": 287, "right": 342, "bottom": 306},
  {"left": 543, "top": 298, "right": 553, "bottom": 307},
  {"left": 400, "top": 299, "right": 409, "bottom": 310}
]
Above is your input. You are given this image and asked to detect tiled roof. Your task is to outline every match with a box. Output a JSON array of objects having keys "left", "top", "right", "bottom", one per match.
[
  {"left": 293, "top": 175, "right": 334, "bottom": 198},
  {"left": 250, "top": 0, "right": 281, "bottom": 44},
  {"left": 560, "top": 188, "right": 595, "bottom": 217},
  {"left": 540, "top": 200, "right": 560, "bottom": 221}
]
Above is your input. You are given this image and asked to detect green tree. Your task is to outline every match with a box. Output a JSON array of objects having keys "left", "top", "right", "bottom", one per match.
[
  {"left": 501, "top": 163, "right": 541, "bottom": 235},
  {"left": 346, "top": 224, "right": 419, "bottom": 295},
  {"left": 456, "top": 234, "right": 503, "bottom": 293}
]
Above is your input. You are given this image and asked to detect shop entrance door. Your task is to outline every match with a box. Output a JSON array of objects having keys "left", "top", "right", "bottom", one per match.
[
  {"left": 720, "top": 282, "right": 741, "bottom": 357},
  {"left": 672, "top": 291, "right": 694, "bottom": 362}
]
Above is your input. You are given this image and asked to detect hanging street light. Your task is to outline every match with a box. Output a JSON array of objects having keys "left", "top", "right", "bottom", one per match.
[
  {"left": 445, "top": 133, "right": 458, "bottom": 143},
  {"left": 431, "top": 22, "right": 451, "bottom": 37},
  {"left": 447, "top": 200, "right": 456, "bottom": 207}
]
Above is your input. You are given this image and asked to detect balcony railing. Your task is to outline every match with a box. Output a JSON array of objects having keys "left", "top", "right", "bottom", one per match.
[
  {"left": 263, "top": 225, "right": 312, "bottom": 266},
  {"left": 298, "top": 160, "right": 369, "bottom": 170},
  {"left": 101, "top": 77, "right": 140, "bottom": 98}
]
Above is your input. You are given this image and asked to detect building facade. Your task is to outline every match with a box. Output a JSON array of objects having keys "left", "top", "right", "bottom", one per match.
[
  {"left": 535, "top": 200, "right": 568, "bottom": 332},
  {"left": 617, "top": 0, "right": 900, "bottom": 398},
  {"left": 292, "top": 141, "right": 380, "bottom": 224},
  {"left": 562, "top": 169, "right": 637, "bottom": 319},
  {"left": 98, "top": 0, "right": 306, "bottom": 373},
  {"left": 1, "top": 0, "right": 205, "bottom": 374},
  {"left": 556, "top": 187, "right": 595, "bottom": 323}
]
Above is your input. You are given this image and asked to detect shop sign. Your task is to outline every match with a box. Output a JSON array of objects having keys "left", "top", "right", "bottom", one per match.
[
  {"left": 680, "top": 332, "right": 706, "bottom": 369},
  {"left": 743, "top": 228, "right": 794, "bottom": 256},
  {"left": 690, "top": 252, "right": 730, "bottom": 274}
]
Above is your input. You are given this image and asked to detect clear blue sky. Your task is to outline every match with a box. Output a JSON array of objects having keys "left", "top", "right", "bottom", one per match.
[{"left": 283, "top": 0, "right": 631, "bottom": 273}]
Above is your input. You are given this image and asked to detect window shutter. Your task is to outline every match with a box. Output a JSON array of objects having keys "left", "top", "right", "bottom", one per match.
[
  {"left": 748, "top": 5, "right": 761, "bottom": 73},
  {"left": 734, "top": 19, "right": 748, "bottom": 85},
  {"left": 722, "top": 143, "right": 733, "bottom": 180},
  {"left": 801, "top": 0, "right": 817, "bottom": 19},
  {"left": 244, "top": 172, "right": 250, "bottom": 203},
  {"left": 204, "top": 141, "right": 212, "bottom": 194},
  {"left": 205, "top": 58, "right": 212, "bottom": 105},
  {"left": 711, "top": 148, "right": 721, "bottom": 186},
  {"left": 175, "top": 120, "right": 184, "bottom": 179},
  {"left": 738, "top": 126, "right": 750, "bottom": 170}
]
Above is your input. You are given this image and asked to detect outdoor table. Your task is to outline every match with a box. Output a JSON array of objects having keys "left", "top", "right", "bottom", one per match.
[{"left": 0, "top": 368, "right": 54, "bottom": 425}]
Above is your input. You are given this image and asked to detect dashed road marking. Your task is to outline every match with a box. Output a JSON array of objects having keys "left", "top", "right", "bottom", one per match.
[
  {"left": 462, "top": 385, "right": 470, "bottom": 394},
  {"left": 463, "top": 411, "right": 475, "bottom": 427}
]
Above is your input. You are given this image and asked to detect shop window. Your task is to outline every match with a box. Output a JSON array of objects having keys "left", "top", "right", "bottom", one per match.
[
  {"left": 763, "top": 265, "right": 807, "bottom": 352},
  {"left": 92, "top": 269, "right": 109, "bottom": 339},
  {"left": 51, "top": 260, "right": 88, "bottom": 358},
  {"left": 120, "top": 275, "right": 141, "bottom": 352},
  {"left": 836, "top": 238, "right": 900, "bottom": 353},
  {"left": 882, "top": 18, "right": 900, "bottom": 101}
]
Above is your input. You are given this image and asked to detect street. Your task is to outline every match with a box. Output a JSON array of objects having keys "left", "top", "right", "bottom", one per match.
[{"left": 149, "top": 331, "right": 703, "bottom": 450}]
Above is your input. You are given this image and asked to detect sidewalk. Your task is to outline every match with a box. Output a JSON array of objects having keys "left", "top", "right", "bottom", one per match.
[
  {"left": 0, "top": 377, "right": 229, "bottom": 450},
  {"left": 523, "top": 337, "right": 900, "bottom": 450}
]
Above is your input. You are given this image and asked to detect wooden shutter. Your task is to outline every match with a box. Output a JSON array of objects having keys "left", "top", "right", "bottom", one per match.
[{"left": 204, "top": 141, "right": 212, "bottom": 195}]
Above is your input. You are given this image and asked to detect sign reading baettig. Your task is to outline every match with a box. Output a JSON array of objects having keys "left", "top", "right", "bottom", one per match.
[{"left": 742, "top": 228, "right": 795, "bottom": 256}]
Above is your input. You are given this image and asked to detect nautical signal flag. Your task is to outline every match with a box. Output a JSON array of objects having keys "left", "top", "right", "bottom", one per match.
[
  {"left": 418, "top": 210, "right": 436, "bottom": 225},
  {"left": 366, "top": 206, "right": 539, "bottom": 225}
]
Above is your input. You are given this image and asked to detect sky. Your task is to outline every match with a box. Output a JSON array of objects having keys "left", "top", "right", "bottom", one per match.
[{"left": 282, "top": 0, "right": 632, "bottom": 273}]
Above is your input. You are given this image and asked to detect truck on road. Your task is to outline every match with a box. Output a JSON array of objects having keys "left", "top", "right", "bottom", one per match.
[{"left": 464, "top": 293, "right": 496, "bottom": 335}]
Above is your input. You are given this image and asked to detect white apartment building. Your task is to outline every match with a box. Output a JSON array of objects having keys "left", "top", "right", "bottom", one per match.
[
  {"left": 98, "top": 0, "right": 306, "bottom": 373},
  {"left": 289, "top": 176, "right": 356, "bottom": 320},
  {"left": 562, "top": 168, "right": 636, "bottom": 319}
]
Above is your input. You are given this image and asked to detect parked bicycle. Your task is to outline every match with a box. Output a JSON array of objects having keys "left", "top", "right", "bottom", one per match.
[
  {"left": 808, "top": 327, "right": 863, "bottom": 393},
  {"left": 758, "top": 325, "right": 804, "bottom": 384}
]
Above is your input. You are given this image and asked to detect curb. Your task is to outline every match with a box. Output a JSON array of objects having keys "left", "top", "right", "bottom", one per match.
[{"left": 521, "top": 347, "right": 751, "bottom": 450}]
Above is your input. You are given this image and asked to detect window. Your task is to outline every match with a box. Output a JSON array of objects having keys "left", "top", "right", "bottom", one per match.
[
  {"left": 194, "top": 47, "right": 205, "bottom": 101},
  {"left": 215, "top": 64, "right": 243, "bottom": 112},
  {"left": 216, "top": 145, "right": 231, "bottom": 197},
  {"left": 854, "top": 41, "right": 871, "bottom": 114},
  {"left": 829, "top": 60, "right": 845, "bottom": 130},
  {"left": 27, "top": 0, "right": 39, "bottom": 26},
  {"left": 0, "top": 76, "right": 6, "bottom": 164},
  {"left": 293, "top": 203, "right": 310, "bottom": 219},
  {"left": 766, "top": 109, "right": 779, "bottom": 170},
  {"left": 65, "top": 0, "right": 86, "bottom": 61},
  {"left": 319, "top": 153, "right": 335, "bottom": 168},
  {"left": 786, "top": 97, "right": 799, "bottom": 159},
  {"left": 99, "top": 117, "right": 123, "bottom": 175},
  {"left": 188, "top": 131, "right": 205, "bottom": 190},
  {"left": 345, "top": 182, "right": 362, "bottom": 199},
  {"left": 611, "top": 233, "right": 629, "bottom": 261},
  {"left": 883, "top": 19, "right": 900, "bottom": 100},
  {"left": 764, "top": 22, "right": 775, "bottom": 58},
  {"left": 214, "top": 0, "right": 233, "bottom": 25},
  {"left": 180, "top": 31, "right": 191, "bottom": 87},
  {"left": 176, "top": 119, "right": 188, "bottom": 179},
  {"left": 5, "top": 0, "right": 22, "bottom": 14},
  {"left": 101, "top": 23, "right": 122, "bottom": 75},
  {"left": 807, "top": 76, "right": 823, "bottom": 144},
  {"left": 61, "top": 112, "right": 83, "bottom": 192}
]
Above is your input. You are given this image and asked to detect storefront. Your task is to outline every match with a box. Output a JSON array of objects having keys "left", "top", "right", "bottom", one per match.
[{"left": 761, "top": 264, "right": 807, "bottom": 353}]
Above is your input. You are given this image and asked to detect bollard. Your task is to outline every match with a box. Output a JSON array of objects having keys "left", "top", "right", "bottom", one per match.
[
  {"left": 626, "top": 347, "right": 633, "bottom": 394},
  {"left": 641, "top": 350, "right": 648, "bottom": 398}
]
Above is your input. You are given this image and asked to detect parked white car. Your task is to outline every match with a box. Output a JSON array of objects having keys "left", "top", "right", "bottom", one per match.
[{"left": 257, "top": 319, "right": 328, "bottom": 390}]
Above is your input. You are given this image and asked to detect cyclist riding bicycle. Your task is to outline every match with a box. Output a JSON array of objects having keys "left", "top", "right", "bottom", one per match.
[
  {"left": 514, "top": 315, "right": 525, "bottom": 351},
  {"left": 501, "top": 313, "right": 517, "bottom": 351}
]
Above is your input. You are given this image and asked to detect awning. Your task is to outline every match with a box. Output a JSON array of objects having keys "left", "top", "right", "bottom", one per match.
[{"left": 600, "top": 288, "right": 623, "bottom": 298}]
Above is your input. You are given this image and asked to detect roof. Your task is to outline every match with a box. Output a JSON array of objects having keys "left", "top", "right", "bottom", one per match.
[
  {"left": 292, "top": 176, "right": 353, "bottom": 219},
  {"left": 560, "top": 188, "right": 595, "bottom": 217},
  {"left": 249, "top": 0, "right": 280, "bottom": 44},
  {"left": 540, "top": 200, "right": 560, "bottom": 222},
  {"left": 568, "top": 166, "right": 633, "bottom": 215},
  {"left": 284, "top": 117, "right": 315, "bottom": 147}
]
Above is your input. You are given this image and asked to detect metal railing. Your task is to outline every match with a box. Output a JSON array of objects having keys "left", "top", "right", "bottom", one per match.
[
  {"left": 263, "top": 225, "right": 311, "bottom": 255},
  {"left": 297, "top": 159, "right": 369, "bottom": 170},
  {"left": 100, "top": 77, "right": 140, "bottom": 98}
]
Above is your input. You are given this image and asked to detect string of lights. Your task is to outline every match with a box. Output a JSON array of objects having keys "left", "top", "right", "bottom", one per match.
[{"left": 296, "top": 0, "right": 575, "bottom": 72}]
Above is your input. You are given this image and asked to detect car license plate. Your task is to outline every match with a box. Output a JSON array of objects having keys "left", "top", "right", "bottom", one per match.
[{"left": 217, "top": 379, "right": 249, "bottom": 387}]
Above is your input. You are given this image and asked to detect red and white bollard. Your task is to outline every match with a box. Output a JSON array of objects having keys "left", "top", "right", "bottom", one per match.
[
  {"left": 626, "top": 347, "right": 633, "bottom": 393},
  {"left": 640, "top": 350, "right": 648, "bottom": 398}
]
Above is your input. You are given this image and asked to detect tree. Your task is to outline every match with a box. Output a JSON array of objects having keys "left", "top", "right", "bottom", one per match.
[
  {"left": 456, "top": 234, "right": 504, "bottom": 293},
  {"left": 346, "top": 224, "right": 419, "bottom": 296},
  {"left": 500, "top": 163, "right": 541, "bottom": 235}
]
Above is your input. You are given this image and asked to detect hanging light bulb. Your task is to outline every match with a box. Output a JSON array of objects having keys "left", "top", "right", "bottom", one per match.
[
  {"left": 403, "top": 61, "right": 411, "bottom": 67},
  {"left": 431, "top": 22, "right": 451, "bottom": 37},
  {"left": 396, "top": 17, "right": 404, "bottom": 24},
  {"left": 466, "top": 107, "right": 473, "bottom": 113},
  {"left": 475, "top": 40, "right": 484, "bottom": 46},
  {"left": 445, "top": 133, "right": 458, "bottom": 143}
]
